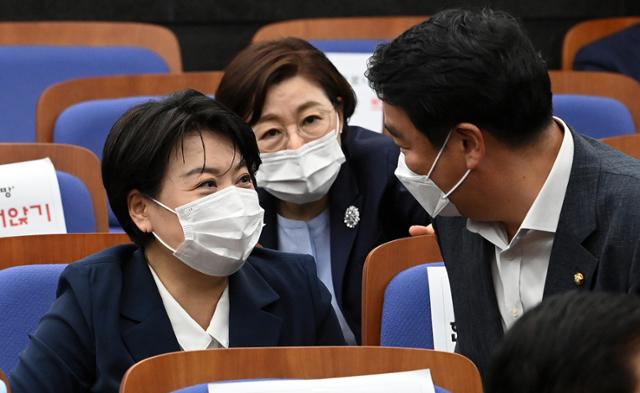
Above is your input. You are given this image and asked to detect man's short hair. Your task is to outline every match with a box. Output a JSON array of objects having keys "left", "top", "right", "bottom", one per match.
[
  {"left": 487, "top": 291, "right": 640, "bottom": 393},
  {"left": 366, "top": 8, "right": 553, "bottom": 148}
]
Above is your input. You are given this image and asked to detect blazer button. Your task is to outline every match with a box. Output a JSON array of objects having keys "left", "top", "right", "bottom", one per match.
[{"left": 574, "top": 272, "right": 585, "bottom": 286}]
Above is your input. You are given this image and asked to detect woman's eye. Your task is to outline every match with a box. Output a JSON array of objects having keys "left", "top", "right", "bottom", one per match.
[
  {"left": 262, "top": 129, "right": 281, "bottom": 139},
  {"left": 302, "top": 115, "right": 320, "bottom": 126},
  {"left": 197, "top": 180, "right": 217, "bottom": 189},
  {"left": 238, "top": 174, "right": 252, "bottom": 184}
]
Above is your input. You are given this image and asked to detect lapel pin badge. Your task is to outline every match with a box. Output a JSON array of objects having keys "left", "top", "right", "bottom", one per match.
[
  {"left": 574, "top": 272, "right": 585, "bottom": 287},
  {"left": 344, "top": 205, "right": 360, "bottom": 229}
]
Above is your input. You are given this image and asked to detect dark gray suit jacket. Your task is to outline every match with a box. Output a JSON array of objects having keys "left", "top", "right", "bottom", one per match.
[{"left": 433, "top": 131, "right": 640, "bottom": 379}]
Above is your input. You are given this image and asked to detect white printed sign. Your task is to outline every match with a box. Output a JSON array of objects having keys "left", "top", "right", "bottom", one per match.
[
  {"left": 427, "top": 265, "right": 456, "bottom": 352},
  {"left": 0, "top": 158, "right": 66, "bottom": 237},
  {"left": 325, "top": 52, "right": 383, "bottom": 133},
  {"left": 208, "top": 369, "right": 435, "bottom": 393}
]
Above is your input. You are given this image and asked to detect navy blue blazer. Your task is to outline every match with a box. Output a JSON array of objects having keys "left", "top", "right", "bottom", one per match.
[
  {"left": 10, "top": 245, "right": 345, "bottom": 393},
  {"left": 434, "top": 130, "right": 640, "bottom": 379},
  {"left": 574, "top": 24, "right": 640, "bottom": 81},
  {"left": 258, "top": 126, "right": 429, "bottom": 341}
]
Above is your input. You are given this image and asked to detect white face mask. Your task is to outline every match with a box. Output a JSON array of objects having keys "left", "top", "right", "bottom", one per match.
[
  {"left": 151, "top": 186, "right": 265, "bottom": 277},
  {"left": 394, "top": 132, "right": 470, "bottom": 218},
  {"left": 255, "top": 116, "right": 346, "bottom": 204}
]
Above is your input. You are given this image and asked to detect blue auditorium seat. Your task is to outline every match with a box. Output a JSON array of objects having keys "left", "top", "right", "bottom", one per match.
[
  {"left": 0, "top": 264, "right": 67, "bottom": 373},
  {"left": 381, "top": 262, "right": 452, "bottom": 350},
  {"left": 553, "top": 94, "right": 636, "bottom": 138},
  {"left": 54, "top": 96, "right": 161, "bottom": 231},
  {"left": 0, "top": 46, "right": 168, "bottom": 142}
]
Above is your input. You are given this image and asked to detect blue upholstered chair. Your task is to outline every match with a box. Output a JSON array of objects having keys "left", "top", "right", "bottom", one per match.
[
  {"left": 56, "top": 171, "right": 97, "bottom": 233},
  {"left": 54, "top": 96, "right": 161, "bottom": 231},
  {"left": 553, "top": 94, "right": 636, "bottom": 138},
  {"left": 0, "top": 143, "right": 108, "bottom": 232},
  {"left": 0, "top": 47, "right": 169, "bottom": 142},
  {"left": 309, "top": 39, "right": 383, "bottom": 53},
  {"left": 0, "top": 264, "right": 67, "bottom": 373},
  {"left": 54, "top": 96, "right": 160, "bottom": 160},
  {"left": 380, "top": 262, "right": 455, "bottom": 351}
]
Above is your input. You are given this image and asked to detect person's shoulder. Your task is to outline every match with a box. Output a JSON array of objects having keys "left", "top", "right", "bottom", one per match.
[
  {"left": 575, "top": 133, "right": 640, "bottom": 181},
  {"left": 343, "top": 125, "right": 398, "bottom": 159},
  {"left": 342, "top": 125, "right": 401, "bottom": 181},
  {"left": 62, "top": 244, "right": 139, "bottom": 281}
]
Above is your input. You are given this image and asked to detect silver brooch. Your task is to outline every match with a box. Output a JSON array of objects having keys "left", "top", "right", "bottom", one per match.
[{"left": 343, "top": 205, "right": 360, "bottom": 229}]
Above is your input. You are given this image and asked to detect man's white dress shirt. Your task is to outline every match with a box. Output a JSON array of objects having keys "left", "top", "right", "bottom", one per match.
[{"left": 466, "top": 118, "right": 574, "bottom": 330}]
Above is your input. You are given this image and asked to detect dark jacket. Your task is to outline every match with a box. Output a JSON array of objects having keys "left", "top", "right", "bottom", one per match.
[
  {"left": 574, "top": 24, "right": 640, "bottom": 81},
  {"left": 258, "top": 125, "right": 429, "bottom": 341},
  {"left": 10, "top": 245, "right": 345, "bottom": 393},
  {"left": 434, "top": 131, "right": 640, "bottom": 378}
]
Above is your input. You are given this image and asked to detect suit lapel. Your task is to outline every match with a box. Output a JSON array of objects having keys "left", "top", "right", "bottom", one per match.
[
  {"left": 545, "top": 131, "right": 599, "bottom": 295},
  {"left": 329, "top": 160, "right": 362, "bottom": 308},
  {"left": 258, "top": 189, "right": 279, "bottom": 249},
  {"left": 228, "top": 260, "right": 282, "bottom": 346},
  {"left": 120, "top": 249, "right": 180, "bottom": 362},
  {"left": 440, "top": 223, "right": 504, "bottom": 360}
]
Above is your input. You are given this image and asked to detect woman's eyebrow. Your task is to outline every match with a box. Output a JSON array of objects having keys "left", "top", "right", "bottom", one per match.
[{"left": 181, "top": 160, "right": 247, "bottom": 178}]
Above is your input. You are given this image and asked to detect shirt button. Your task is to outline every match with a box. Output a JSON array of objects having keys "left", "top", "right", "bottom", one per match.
[{"left": 511, "top": 308, "right": 522, "bottom": 318}]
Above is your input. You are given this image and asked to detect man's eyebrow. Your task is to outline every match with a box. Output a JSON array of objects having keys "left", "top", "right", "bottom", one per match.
[{"left": 181, "top": 160, "right": 247, "bottom": 177}]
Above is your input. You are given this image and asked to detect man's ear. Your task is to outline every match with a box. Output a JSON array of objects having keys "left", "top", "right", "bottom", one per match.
[
  {"left": 454, "top": 122, "right": 485, "bottom": 170},
  {"left": 128, "top": 190, "right": 153, "bottom": 233}
]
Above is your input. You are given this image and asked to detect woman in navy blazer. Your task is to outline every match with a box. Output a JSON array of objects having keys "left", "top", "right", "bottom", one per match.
[
  {"left": 216, "top": 38, "right": 429, "bottom": 343},
  {"left": 10, "top": 90, "right": 345, "bottom": 393}
]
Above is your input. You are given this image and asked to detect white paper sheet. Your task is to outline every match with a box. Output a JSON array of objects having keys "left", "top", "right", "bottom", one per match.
[
  {"left": 325, "top": 52, "right": 383, "bottom": 133},
  {"left": 208, "top": 369, "right": 435, "bottom": 393},
  {"left": 427, "top": 265, "right": 456, "bottom": 352},
  {"left": 0, "top": 157, "right": 66, "bottom": 237}
]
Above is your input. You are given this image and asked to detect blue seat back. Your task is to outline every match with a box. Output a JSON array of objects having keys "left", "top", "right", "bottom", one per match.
[
  {"left": 54, "top": 96, "right": 161, "bottom": 230},
  {"left": 309, "top": 39, "right": 384, "bottom": 53},
  {"left": 0, "top": 264, "right": 67, "bottom": 373},
  {"left": 0, "top": 46, "right": 169, "bottom": 142},
  {"left": 381, "top": 262, "right": 446, "bottom": 349},
  {"left": 553, "top": 94, "right": 636, "bottom": 138},
  {"left": 53, "top": 96, "right": 160, "bottom": 160},
  {"left": 57, "top": 171, "right": 96, "bottom": 233}
]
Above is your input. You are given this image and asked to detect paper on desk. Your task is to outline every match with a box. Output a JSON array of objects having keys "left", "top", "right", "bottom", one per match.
[
  {"left": 208, "top": 369, "right": 435, "bottom": 393},
  {"left": 0, "top": 157, "right": 66, "bottom": 237}
]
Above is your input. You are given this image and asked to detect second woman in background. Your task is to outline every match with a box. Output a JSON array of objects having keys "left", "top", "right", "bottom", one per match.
[{"left": 216, "top": 38, "right": 429, "bottom": 343}]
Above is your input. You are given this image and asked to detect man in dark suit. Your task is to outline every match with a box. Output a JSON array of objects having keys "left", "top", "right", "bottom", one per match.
[
  {"left": 367, "top": 8, "right": 640, "bottom": 379},
  {"left": 574, "top": 23, "right": 640, "bottom": 81}
]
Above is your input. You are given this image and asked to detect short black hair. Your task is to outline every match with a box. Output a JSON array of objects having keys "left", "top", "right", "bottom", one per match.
[
  {"left": 102, "top": 89, "right": 261, "bottom": 246},
  {"left": 366, "top": 8, "right": 552, "bottom": 148},
  {"left": 487, "top": 291, "right": 640, "bottom": 393}
]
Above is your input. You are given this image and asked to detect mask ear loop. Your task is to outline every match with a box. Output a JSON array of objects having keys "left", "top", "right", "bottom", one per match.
[
  {"left": 443, "top": 169, "right": 471, "bottom": 199},
  {"left": 426, "top": 132, "right": 453, "bottom": 179},
  {"left": 147, "top": 196, "right": 180, "bottom": 253},
  {"left": 151, "top": 197, "right": 177, "bottom": 214}
]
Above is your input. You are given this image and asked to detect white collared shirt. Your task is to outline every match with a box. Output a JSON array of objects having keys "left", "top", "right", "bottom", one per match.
[
  {"left": 148, "top": 264, "right": 229, "bottom": 350},
  {"left": 466, "top": 117, "right": 574, "bottom": 330}
]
